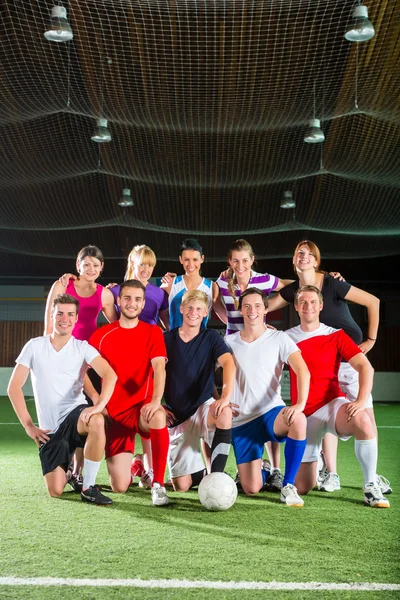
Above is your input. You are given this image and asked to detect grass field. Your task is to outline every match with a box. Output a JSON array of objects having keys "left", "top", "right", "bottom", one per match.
[{"left": 0, "top": 398, "right": 399, "bottom": 599}]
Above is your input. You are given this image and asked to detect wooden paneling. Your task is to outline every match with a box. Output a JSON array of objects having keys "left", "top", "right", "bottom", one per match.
[{"left": 0, "top": 322, "right": 43, "bottom": 367}]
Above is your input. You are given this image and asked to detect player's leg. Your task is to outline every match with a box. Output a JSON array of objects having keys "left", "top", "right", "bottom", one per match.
[
  {"left": 139, "top": 406, "right": 170, "bottom": 506},
  {"left": 107, "top": 453, "right": 134, "bottom": 493},
  {"left": 231, "top": 416, "right": 266, "bottom": 495},
  {"left": 44, "top": 467, "right": 69, "bottom": 497},
  {"left": 168, "top": 415, "right": 206, "bottom": 492},
  {"left": 295, "top": 410, "right": 326, "bottom": 495},
  {"left": 77, "top": 410, "right": 112, "bottom": 504},
  {"left": 263, "top": 441, "right": 283, "bottom": 492},
  {"left": 206, "top": 400, "right": 232, "bottom": 473},
  {"left": 104, "top": 418, "right": 136, "bottom": 493},
  {"left": 138, "top": 437, "right": 153, "bottom": 488}
]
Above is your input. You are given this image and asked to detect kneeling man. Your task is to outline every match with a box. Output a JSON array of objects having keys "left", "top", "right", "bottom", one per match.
[{"left": 286, "top": 285, "right": 389, "bottom": 508}]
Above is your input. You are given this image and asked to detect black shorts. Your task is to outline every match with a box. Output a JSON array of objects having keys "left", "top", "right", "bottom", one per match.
[{"left": 39, "top": 404, "right": 88, "bottom": 476}]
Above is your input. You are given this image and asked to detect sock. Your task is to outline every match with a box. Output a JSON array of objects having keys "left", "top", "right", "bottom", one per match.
[
  {"left": 283, "top": 438, "right": 307, "bottom": 486},
  {"left": 210, "top": 427, "right": 232, "bottom": 473},
  {"left": 82, "top": 458, "right": 101, "bottom": 490},
  {"left": 190, "top": 469, "right": 207, "bottom": 488},
  {"left": 261, "top": 467, "right": 269, "bottom": 486},
  {"left": 150, "top": 427, "right": 169, "bottom": 486},
  {"left": 354, "top": 438, "right": 377, "bottom": 485}
]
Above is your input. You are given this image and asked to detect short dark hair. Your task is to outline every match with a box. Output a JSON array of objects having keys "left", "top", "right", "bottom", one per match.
[
  {"left": 119, "top": 279, "right": 146, "bottom": 297},
  {"left": 179, "top": 238, "right": 203, "bottom": 256},
  {"left": 294, "top": 285, "right": 323, "bottom": 305},
  {"left": 238, "top": 287, "right": 268, "bottom": 310},
  {"left": 76, "top": 245, "right": 104, "bottom": 264},
  {"left": 52, "top": 293, "right": 80, "bottom": 313}
]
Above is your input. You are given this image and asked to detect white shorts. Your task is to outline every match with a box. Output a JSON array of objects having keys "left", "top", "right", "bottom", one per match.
[
  {"left": 302, "top": 397, "right": 351, "bottom": 463},
  {"left": 339, "top": 361, "right": 373, "bottom": 409},
  {"left": 168, "top": 399, "right": 216, "bottom": 479}
]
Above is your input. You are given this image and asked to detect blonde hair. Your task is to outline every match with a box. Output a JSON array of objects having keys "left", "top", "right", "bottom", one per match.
[
  {"left": 181, "top": 290, "right": 209, "bottom": 309},
  {"left": 125, "top": 245, "right": 156, "bottom": 280},
  {"left": 226, "top": 239, "right": 255, "bottom": 309}
]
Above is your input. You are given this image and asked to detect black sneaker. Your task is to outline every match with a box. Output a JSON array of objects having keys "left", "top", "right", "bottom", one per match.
[
  {"left": 67, "top": 473, "right": 83, "bottom": 493},
  {"left": 81, "top": 485, "right": 113, "bottom": 506}
]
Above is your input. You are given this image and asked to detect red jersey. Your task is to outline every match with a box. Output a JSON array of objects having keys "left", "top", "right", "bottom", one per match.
[
  {"left": 285, "top": 324, "right": 361, "bottom": 417},
  {"left": 89, "top": 321, "right": 167, "bottom": 421}
]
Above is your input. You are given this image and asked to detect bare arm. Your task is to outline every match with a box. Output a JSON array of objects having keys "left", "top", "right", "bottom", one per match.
[
  {"left": 267, "top": 292, "right": 290, "bottom": 313},
  {"left": 80, "top": 356, "right": 117, "bottom": 423},
  {"left": 7, "top": 364, "right": 51, "bottom": 445},
  {"left": 160, "top": 274, "right": 176, "bottom": 295},
  {"left": 209, "top": 353, "right": 237, "bottom": 418},
  {"left": 101, "top": 287, "right": 118, "bottom": 323},
  {"left": 212, "top": 284, "right": 228, "bottom": 324},
  {"left": 345, "top": 286, "right": 380, "bottom": 355},
  {"left": 141, "top": 357, "right": 166, "bottom": 423},
  {"left": 345, "top": 353, "right": 374, "bottom": 420},
  {"left": 44, "top": 281, "right": 66, "bottom": 335},
  {"left": 275, "top": 278, "right": 295, "bottom": 291}
]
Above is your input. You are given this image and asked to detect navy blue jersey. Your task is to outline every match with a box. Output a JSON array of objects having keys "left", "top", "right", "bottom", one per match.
[
  {"left": 280, "top": 274, "right": 363, "bottom": 345},
  {"left": 164, "top": 328, "right": 230, "bottom": 425}
]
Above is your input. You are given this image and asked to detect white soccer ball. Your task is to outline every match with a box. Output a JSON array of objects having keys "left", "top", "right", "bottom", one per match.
[{"left": 198, "top": 472, "right": 238, "bottom": 511}]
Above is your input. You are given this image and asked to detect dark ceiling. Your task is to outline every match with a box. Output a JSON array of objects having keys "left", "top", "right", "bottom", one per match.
[{"left": 0, "top": 1, "right": 399, "bottom": 285}]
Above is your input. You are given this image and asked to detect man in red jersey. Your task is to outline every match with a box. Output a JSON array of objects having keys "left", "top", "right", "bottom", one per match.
[
  {"left": 89, "top": 279, "right": 170, "bottom": 506},
  {"left": 285, "top": 285, "right": 389, "bottom": 509}
]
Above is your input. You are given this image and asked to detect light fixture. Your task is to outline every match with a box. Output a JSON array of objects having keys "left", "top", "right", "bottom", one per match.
[
  {"left": 91, "top": 118, "right": 112, "bottom": 143},
  {"left": 44, "top": 6, "right": 73, "bottom": 43},
  {"left": 280, "top": 191, "right": 296, "bottom": 209},
  {"left": 118, "top": 188, "right": 134, "bottom": 207},
  {"left": 345, "top": 4, "right": 375, "bottom": 42},
  {"left": 304, "top": 118, "right": 325, "bottom": 144}
]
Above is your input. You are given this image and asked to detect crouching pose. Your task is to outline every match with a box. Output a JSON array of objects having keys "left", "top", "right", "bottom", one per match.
[
  {"left": 226, "top": 288, "right": 310, "bottom": 507},
  {"left": 286, "top": 285, "right": 389, "bottom": 508},
  {"left": 7, "top": 294, "right": 117, "bottom": 505},
  {"left": 164, "top": 291, "right": 236, "bottom": 491}
]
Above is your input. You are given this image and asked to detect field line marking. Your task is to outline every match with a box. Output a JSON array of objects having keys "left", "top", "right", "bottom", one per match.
[{"left": 0, "top": 578, "right": 399, "bottom": 590}]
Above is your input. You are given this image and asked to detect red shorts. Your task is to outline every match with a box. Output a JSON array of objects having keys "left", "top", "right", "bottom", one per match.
[{"left": 105, "top": 400, "right": 151, "bottom": 459}]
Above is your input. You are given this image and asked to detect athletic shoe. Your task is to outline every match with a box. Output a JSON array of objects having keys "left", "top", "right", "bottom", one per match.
[
  {"left": 280, "top": 483, "right": 304, "bottom": 507},
  {"left": 151, "top": 483, "right": 169, "bottom": 506},
  {"left": 139, "top": 468, "right": 154, "bottom": 489},
  {"left": 67, "top": 472, "right": 83, "bottom": 493},
  {"left": 81, "top": 485, "right": 113, "bottom": 506},
  {"left": 377, "top": 475, "right": 392, "bottom": 495},
  {"left": 316, "top": 451, "right": 328, "bottom": 487},
  {"left": 130, "top": 454, "right": 144, "bottom": 482},
  {"left": 318, "top": 472, "right": 341, "bottom": 492},
  {"left": 234, "top": 471, "right": 242, "bottom": 491},
  {"left": 266, "top": 469, "right": 284, "bottom": 492},
  {"left": 363, "top": 482, "right": 390, "bottom": 508}
]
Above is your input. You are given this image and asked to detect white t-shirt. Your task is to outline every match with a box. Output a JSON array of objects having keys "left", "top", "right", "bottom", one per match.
[
  {"left": 225, "top": 328, "right": 300, "bottom": 427},
  {"left": 16, "top": 335, "right": 99, "bottom": 433}
]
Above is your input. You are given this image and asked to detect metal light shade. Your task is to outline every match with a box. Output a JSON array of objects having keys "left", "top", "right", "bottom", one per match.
[
  {"left": 44, "top": 6, "right": 73, "bottom": 42},
  {"left": 345, "top": 5, "right": 375, "bottom": 42},
  {"left": 118, "top": 188, "right": 134, "bottom": 207},
  {"left": 91, "top": 118, "right": 112, "bottom": 143},
  {"left": 281, "top": 190, "right": 296, "bottom": 209},
  {"left": 304, "top": 118, "right": 325, "bottom": 144}
]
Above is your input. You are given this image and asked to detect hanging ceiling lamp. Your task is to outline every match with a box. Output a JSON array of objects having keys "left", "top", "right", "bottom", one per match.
[
  {"left": 280, "top": 191, "right": 296, "bottom": 209},
  {"left": 91, "top": 118, "right": 112, "bottom": 143},
  {"left": 345, "top": 4, "right": 375, "bottom": 42},
  {"left": 118, "top": 188, "right": 134, "bottom": 207},
  {"left": 304, "top": 118, "right": 325, "bottom": 144},
  {"left": 44, "top": 6, "right": 73, "bottom": 43}
]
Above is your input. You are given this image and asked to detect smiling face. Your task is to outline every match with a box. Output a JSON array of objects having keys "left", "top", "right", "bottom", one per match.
[
  {"left": 76, "top": 255, "right": 103, "bottom": 282},
  {"left": 118, "top": 286, "right": 145, "bottom": 320},
  {"left": 295, "top": 290, "right": 323, "bottom": 325},
  {"left": 228, "top": 250, "right": 255, "bottom": 281},
  {"left": 239, "top": 293, "right": 268, "bottom": 328},
  {"left": 52, "top": 303, "right": 79, "bottom": 336},
  {"left": 131, "top": 253, "right": 155, "bottom": 283},
  {"left": 180, "top": 298, "right": 208, "bottom": 328},
  {"left": 179, "top": 249, "right": 204, "bottom": 277},
  {"left": 293, "top": 244, "right": 320, "bottom": 273}
]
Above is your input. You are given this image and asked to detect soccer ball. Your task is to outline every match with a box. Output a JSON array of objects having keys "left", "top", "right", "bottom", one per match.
[{"left": 198, "top": 472, "right": 238, "bottom": 511}]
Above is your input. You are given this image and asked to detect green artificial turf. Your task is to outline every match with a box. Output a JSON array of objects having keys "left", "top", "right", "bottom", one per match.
[{"left": 0, "top": 400, "right": 399, "bottom": 600}]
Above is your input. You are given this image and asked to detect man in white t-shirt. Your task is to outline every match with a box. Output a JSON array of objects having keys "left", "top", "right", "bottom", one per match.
[
  {"left": 225, "top": 287, "right": 310, "bottom": 507},
  {"left": 7, "top": 293, "right": 117, "bottom": 506}
]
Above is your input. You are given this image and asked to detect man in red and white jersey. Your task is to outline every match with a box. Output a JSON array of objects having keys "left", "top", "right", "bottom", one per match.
[{"left": 285, "top": 285, "right": 389, "bottom": 509}]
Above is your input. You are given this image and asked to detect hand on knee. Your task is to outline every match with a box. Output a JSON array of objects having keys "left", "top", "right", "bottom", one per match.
[
  {"left": 289, "top": 412, "right": 307, "bottom": 437},
  {"left": 88, "top": 412, "right": 105, "bottom": 433},
  {"left": 148, "top": 407, "right": 167, "bottom": 429},
  {"left": 215, "top": 405, "right": 232, "bottom": 429}
]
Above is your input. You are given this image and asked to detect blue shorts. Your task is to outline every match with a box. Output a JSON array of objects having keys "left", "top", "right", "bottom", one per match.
[{"left": 232, "top": 406, "right": 286, "bottom": 465}]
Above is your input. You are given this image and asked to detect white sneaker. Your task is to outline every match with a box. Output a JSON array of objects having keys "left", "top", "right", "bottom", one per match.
[
  {"left": 151, "top": 483, "right": 169, "bottom": 506},
  {"left": 280, "top": 483, "right": 304, "bottom": 507},
  {"left": 363, "top": 482, "right": 390, "bottom": 508},
  {"left": 376, "top": 475, "right": 392, "bottom": 495},
  {"left": 139, "top": 468, "right": 154, "bottom": 489},
  {"left": 318, "top": 472, "right": 341, "bottom": 492}
]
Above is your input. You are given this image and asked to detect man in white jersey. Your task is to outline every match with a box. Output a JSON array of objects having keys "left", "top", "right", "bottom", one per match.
[
  {"left": 285, "top": 285, "right": 389, "bottom": 508},
  {"left": 8, "top": 293, "right": 117, "bottom": 506},
  {"left": 225, "top": 287, "right": 310, "bottom": 507}
]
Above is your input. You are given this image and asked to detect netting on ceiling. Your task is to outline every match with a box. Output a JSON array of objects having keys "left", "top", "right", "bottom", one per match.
[{"left": 0, "top": 0, "right": 399, "bottom": 276}]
